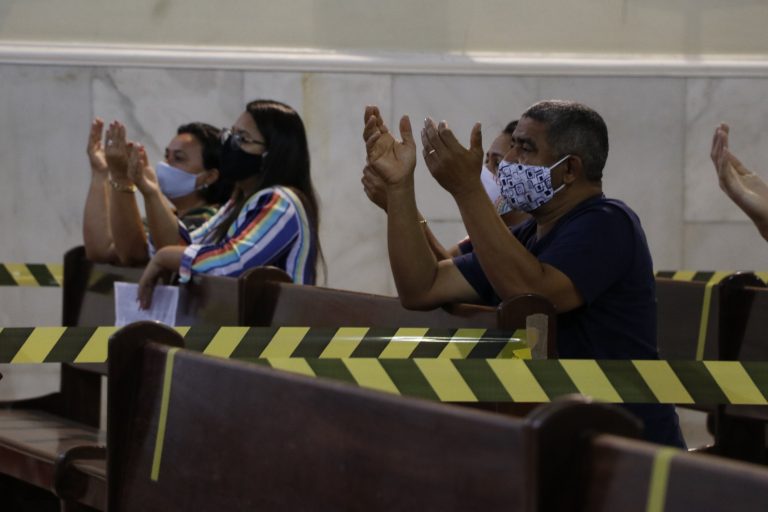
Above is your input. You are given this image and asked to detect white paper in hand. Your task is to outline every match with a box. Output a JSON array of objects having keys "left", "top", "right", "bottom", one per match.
[{"left": 114, "top": 282, "right": 179, "bottom": 327}]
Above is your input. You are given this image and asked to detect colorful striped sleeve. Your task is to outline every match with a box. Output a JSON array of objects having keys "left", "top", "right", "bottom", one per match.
[
  {"left": 177, "top": 187, "right": 312, "bottom": 283},
  {"left": 186, "top": 199, "right": 235, "bottom": 245}
]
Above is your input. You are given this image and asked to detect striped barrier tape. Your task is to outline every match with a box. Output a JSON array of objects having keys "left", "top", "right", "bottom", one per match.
[
  {"left": 0, "top": 267, "right": 762, "bottom": 287},
  {"left": 2, "top": 326, "right": 767, "bottom": 405},
  {"left": 256, "top": 358, "right": 768, "bottom": 405},
  {"left": 654, "top": 270, "right": 768, "bottom": 283},
  {"left": 0, "top": 264, "right": 63, "bottom": 287},
  {"left": 0, "top": 326, "right": 530, "bottom": 363}
]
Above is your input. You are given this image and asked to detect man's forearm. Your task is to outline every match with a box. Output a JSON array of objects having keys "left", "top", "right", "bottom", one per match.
[
  {"left": 454, "top": 187, "right": 545, "bottom": 298},
  {"left": 386, "top": 180, "right": 442, "bottom": 308}
]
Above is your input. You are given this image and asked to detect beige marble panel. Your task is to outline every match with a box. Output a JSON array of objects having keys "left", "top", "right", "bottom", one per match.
[
  {"left": 538, "top": 76, "right": 687, "bottom": 269},
  {"left": 0, "top": 65, "right": 92, "bottom": 335},
  {"left": 93, "top": 67, "right": 243, "bottom": 164},
  {"left": 683, "top": 222, "right": 768, "bottom": 271},
  {"left": 243, "top": 72, "right": 304, "bottom": 115},
  {"left": 0, "top": 65, "right": 93, "bottom": 262},
  {"left": 685, "top": 78, "right": 768, "bottom": 223},
  {"left": 302, "top": 73, "right": 393, "bottom": 294},
  {"left": 392, "top": 75, "right": 539, "bottom": 221}
]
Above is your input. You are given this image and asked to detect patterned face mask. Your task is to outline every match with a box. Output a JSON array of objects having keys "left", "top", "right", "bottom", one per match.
[{"left": 497, "top": 155, "right": 570, "bottom": 213}]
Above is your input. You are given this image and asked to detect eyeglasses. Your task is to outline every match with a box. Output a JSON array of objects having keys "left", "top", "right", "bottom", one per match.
[{"left": 221, "top": 128, "right": 266, "bottom": 148}]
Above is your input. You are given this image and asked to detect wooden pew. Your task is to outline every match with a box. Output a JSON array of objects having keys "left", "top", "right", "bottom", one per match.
[
  {"left": 713, "top": 275, "right": 768, "bottom": 464},
  {"left": 0, "top": 246, "right": 290, "bottom": 510},
  {"left": 656, "top": 272, "right": 768, "bottom": 464},
  {"left": 105, "top": 323, "right": 637, "bottom": 512},
  {"left": 247, "top": 279, "right": 557, "bottom": 418},
  {"left": 3, "top": 246, "right": 555, "bottom": 509},
  {"left": 574, "top": 434, "right": 768, "bottom": 512},
  {"left": 655, "top": 271, "right": 764, "bottom": 361},
  {"left": 249, "top": 279, "right": 557, "bottom": 358},
  {"left": 63, "top": 245, "right": 291, "bottom": 328}
]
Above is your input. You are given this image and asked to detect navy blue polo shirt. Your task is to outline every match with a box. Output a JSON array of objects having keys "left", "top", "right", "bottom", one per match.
[{"left": 454, "top": 194, "right": 685, "bottom": 448}]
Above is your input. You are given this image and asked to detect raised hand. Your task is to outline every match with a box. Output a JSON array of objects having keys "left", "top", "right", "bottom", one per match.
[
  {"left": 105, "top": 121, "right": 130, "bottom": 179},
  {"left": 86, "top": 118, "right": 109, "bottom": 174},
  {"left": 711, "top": 123, "right": 768, "bottom": 240},
  {"left": 421, "top": 117, "right": 484, "bottom": 197},
  {"left": 363, "top": 106, "right": 416, "bottom": 187},
  {"left": 127, "top": 143, "right": 160, "bottom": 197}
]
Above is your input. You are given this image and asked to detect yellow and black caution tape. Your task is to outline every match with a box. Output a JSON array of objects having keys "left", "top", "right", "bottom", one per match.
[
  {"left": 258, "top": 357, "right": 768, "bottom": 405},
  {"left": 654, "top": 270, "right": 768, "bottom": 284},
  {"left": 2, "top": 267, "right": 766, "bottom": 288},
  {"left": 2, "top": 267, "right": 763, "bottom": 288},
  {"left": 0, "top": 264, "right": 63, "bottom": 287},
  {"left": 0, "top": 326, "right": 530, "bottom": 364},
  {"left": 3, "top": 326, "right": 767, "bottom": 405}
]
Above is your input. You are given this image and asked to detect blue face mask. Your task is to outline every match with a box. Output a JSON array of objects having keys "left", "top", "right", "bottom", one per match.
[
  {"left": 156, "top": 161, "right": 200, "bottom": 199},
  {"left": 497, "top": 155, "right": 570, "bottom": 213}
]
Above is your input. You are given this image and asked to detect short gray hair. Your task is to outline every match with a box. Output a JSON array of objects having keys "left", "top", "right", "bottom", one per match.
[{"left": 522, "top": 100, "right": 609, "bottom": 182}]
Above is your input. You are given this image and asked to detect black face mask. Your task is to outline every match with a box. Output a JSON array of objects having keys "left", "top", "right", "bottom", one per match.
[{"left": 219, "top": 134, "right": 264, "bottom": 183}]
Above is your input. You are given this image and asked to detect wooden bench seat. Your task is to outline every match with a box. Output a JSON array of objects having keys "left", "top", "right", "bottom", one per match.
[{"left": 0, "top": 409, "right": 103, "bottom": 492}]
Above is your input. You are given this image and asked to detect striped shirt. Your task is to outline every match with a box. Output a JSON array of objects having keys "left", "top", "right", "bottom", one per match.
[{"left": 178, "top": 186, "right": 315, "bottom": 284}]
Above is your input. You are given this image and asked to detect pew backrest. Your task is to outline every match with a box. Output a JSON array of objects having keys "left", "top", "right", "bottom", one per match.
[
  {"left": 249, "top": 280, "right": 557, "bottom": 357},
  {"left": 718, "top": 277, "right": 768, "bottom": 360},
  {"left": 655, "top": 272, "right": 764, "bottom": 360},
  {"left": 579, "top": 434, "right": 768, "bottom": 512},
  {"left": 107, "top": 322, "right": 538, "bottom": 512},
  {"left": 655, "top": 277, "right": 720, "bottom": 360},
  {"left": 63, "top": 245, "right": 291, "bottom": 327}
]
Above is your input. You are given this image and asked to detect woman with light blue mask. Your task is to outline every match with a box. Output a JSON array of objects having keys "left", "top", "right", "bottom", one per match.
[{"left": 83, "top": 120, "right": 231, "bottom": 265}]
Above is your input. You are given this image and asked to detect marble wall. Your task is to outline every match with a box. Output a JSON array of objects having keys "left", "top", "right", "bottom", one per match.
[{"left": 1, "top": 64, "right": 767, "bottom": 333}]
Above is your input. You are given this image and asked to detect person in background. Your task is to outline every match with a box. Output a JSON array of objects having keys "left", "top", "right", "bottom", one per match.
[
  {"left": 482, "top": 120, "right": 531, "bottom": 228},
  {"left": 83, "top": 119, "right": 229, "bottom": 265},
  {"left": 137, "top": 99, "right": 323, "bottom": 308}
]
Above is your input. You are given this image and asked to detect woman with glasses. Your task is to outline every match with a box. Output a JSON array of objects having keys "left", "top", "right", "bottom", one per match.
[
  {"left": 137, "top": 99, "right": 322, "bottom": 308},
  {"left": 83, "top": 119, "right": 230, "bottom": 265}
]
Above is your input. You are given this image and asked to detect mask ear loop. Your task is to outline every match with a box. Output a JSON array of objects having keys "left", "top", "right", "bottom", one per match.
[
  {"left": 550, "top": 154, "right": 571, "bottom": 170},
  {"left": 550, "top": 154, "right": 571, "bottom": 194}
]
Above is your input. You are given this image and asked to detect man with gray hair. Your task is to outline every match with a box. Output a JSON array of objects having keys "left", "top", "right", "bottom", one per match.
[{"left": 362, "top": 99, "right": 684, "bottom": 448}]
